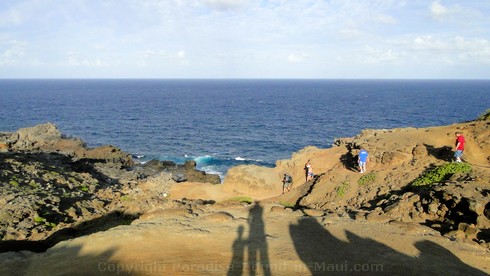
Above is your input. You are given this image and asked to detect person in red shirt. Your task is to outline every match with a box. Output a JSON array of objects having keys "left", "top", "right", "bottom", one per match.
[{"left": 454, "top": 132, "right": 465, "bottom": 162}]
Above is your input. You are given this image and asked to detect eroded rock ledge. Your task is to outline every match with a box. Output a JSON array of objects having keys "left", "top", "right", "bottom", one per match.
[{"left": 0, "top": 123, "right": 219, "bottom": 249}]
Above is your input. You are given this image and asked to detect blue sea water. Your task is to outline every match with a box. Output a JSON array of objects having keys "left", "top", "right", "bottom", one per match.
[{"left": 0, "top": 79, "right": 489, "bottom": 178}]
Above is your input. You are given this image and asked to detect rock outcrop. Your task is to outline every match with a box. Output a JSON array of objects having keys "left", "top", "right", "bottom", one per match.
[
  {"left": 212, "top": 116, "right": 490, "bottom": 247},
  {"left": 0, "top": 123, "right": 221, "bottom": 249}
]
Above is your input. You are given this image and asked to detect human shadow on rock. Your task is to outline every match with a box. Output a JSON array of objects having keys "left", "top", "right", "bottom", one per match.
[
  {"left": 247, "top": 202, "right": 271, "bottom": 276},
  {"left": 339, "top": 152, "right": 358, "bottom": 172},
  {"left": 227, "top": 202, "right": 271, "bottom": 276},
  {"left": 227, "top": 225, "right": 246, "bottom": 276},
  {"left": 290, "top": 217, "right": 486, "bottom": 275},
  {"left": 424, "top": 144, "right": 453, "bottom": 162}
]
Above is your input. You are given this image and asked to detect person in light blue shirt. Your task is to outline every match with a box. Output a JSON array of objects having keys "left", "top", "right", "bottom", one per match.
[{"left": 358, "top": 148, "right": 369, "bottom": 173}]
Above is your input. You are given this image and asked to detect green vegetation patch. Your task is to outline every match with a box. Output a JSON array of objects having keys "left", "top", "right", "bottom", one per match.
[
  {"left": 279, "top": 201, "right": 295, "bottom": 208},
  {"left": 29, "top": 180, "right": 39, "bottom": 188},
  {"left": 336, "top": 181, "right": 350, "bottom": 197},
  {"left": 34, "top": 216, "right": 57, "bottom": 228},
  {"left": 9, "top": 180, "right": 19, "bottom": 187},
  {"left": 34, "top": 216, "right": 46, "bottom": 223},
  {"left": 78, "top": 185, "right": 89, "bottom": 192},
  {"left": 120, "top": 195, "right": 132, "bottom": 201},
  {"left": 411, "top": 162, "right": 472, "bottom": 187},
  {"left": 358, "top": 172, "right": 376, "bottom": 186},
  {"left": 226, "top": 196, "right": 253, "bottom": 204}
]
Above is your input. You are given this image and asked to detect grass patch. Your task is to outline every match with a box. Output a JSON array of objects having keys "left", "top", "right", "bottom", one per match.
[
  {"left": 279, "top": 201, "right": 295, "bottom": 208},
  {"left": 227, "top": 196, "right": 253, "bottom": 204},
  {"left": 335, "top": 181, "right": 350, "bottom": 197},
  {"left": 411, "top": 162, "right": 472, "bottom": 187},
  {"left": 34, "top": 216, "right": 57, "bottom": 228},
  {"left": 358, "top": 172, "right": 376, "bottom": 186},
  {"left": 120, "top": 195, "right": 132, "bottom": 201}
]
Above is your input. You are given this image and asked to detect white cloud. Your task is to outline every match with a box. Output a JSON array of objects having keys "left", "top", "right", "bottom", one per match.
[
  {"left": 339, "top": 28, "right": 362, "bottom": 38},
  {"left": 361, "top": 46, "right": 406, "bottom": 64},
  {"left": 387, "top": 35, "right": 490, "bottom": 65},
  {"left": 287, "top": 54, "right": 308, "bottom": 63},
  {"left": 429, "top": 0, "right": 461, "bottom": 20},
  {"left": 374, "top": 14, "right": 397, "bottom": 25},
  {"left": 65, "top": 53, "right": 108, "bottom": 67},
  {"left": 453, "top": 36, "right": 490, "bottom": 63},
  {"left": 0, "top": 40, "right": 25, "bottom": 65},
  {"left": 0, "top": 8, "right": 22, "bottom": 27},
  {"left": 203, "top": 0, "right": 246, "bottom": 11},
  {"left": 67, "top": 56, "right": 80, "bottom": 66},
  {"left": 142, "top": 50, "right": 168, "bottom": 58},
  {"left": 413, "top": 35, "right": 447, "bottom": 50},
  {"left": 177, "top": 50, "right": 186, "bottom": 59}
]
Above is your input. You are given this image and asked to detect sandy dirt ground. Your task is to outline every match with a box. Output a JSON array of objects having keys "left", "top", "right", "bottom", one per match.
[{"left": 1, "top": 201, "right": 488, "bottom": 276}]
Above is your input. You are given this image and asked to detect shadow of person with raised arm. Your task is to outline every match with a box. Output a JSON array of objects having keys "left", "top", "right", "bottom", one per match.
[
  {"left": 424, "top": 144, "right": 453, "bottom": 161},
  {"left": 227, "top": 225, "right": 246, "bottom": 276},
  {"left": 247, "top": 202, "right": 271, "bottom": 276},
  {"left": 290, "top": 217, "right": 486, "bottom": 275}
]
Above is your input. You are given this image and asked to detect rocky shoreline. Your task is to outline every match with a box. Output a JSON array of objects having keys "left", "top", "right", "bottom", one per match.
[
  {"left": 0, "top": 123, "right": 219, "bottom": 250},
  {"left": 0, "top": 116, "right": 489, "bottom": 275}
]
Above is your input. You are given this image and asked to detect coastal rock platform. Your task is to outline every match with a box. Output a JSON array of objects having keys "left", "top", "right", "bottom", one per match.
[{"left": 1, "top": 115, "right": 489, "bottom": 275}]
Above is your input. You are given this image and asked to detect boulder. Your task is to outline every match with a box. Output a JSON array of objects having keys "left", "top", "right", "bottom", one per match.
[
  {"left": 222, "top": 165, "right": 280, "bottom": 199},
  {"left": 8, "top": 123, "right": 62, "bottom": 151}
]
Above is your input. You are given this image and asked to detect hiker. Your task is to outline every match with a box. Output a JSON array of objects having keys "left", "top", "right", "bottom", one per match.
[
  {"left": 358, "top": 147, "right": 368, "bottom": 173},
  {"left": 305, "top": 160, "right": 314, "bottom": 181},
  {"left": 454, "top": 132, "right": 465, "bottom": 162},
  {"left": 282, "top": 173, "right": 293, "bottom": 194}
]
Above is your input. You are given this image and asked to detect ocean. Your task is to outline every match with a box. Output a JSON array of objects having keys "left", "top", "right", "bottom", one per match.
[{"left": 0, "top": 79, "right": 489, "bottom": 178}]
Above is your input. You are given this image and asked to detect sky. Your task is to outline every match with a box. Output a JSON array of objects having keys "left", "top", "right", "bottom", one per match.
[{"left": 1, "top": 0, "right": 489, "bottom": 79}]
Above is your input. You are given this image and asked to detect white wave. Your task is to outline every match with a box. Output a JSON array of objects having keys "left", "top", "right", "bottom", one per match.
[
  {"left": 194, "top": 155, "right": 214, "bottom": 163},
  {"left": 234, "top": 156, "right": 264, "bottom": 162},
  {"left": 200, "top": 165, "right": 225, "bottom": 180}
]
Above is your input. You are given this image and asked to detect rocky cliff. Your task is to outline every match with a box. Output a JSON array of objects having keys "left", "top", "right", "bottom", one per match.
[
  {"left": 174, "top": 114, "right": 490, "bottom": 248},
  {"left": 0, "top": 123, "right": 219, "bottom": 250}
]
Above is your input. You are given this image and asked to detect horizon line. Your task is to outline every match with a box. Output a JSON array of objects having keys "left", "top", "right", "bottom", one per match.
[{"left": 1, "top": 78, "right": 490, "bottom": 81}]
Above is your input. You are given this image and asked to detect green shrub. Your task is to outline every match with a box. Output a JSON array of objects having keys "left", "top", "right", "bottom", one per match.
[
  {"left": 9, "top": 180, "right": 19, "bottom": 187},
  {"left": 34, "top": 216, "right": 46, "bottom": 223},
  {"left": 78, "top": 185, "right": 89, "bottom": 192},
  {"left": 336, "top": 181, "right": 350, "bottom": 197},
  {"left": 358, "top": 172, "right": 376, "bottom": 186},
  {"left": 411, "top": 162, "right": 472, "bottom": 187},
  {"left": 29, "top": 180, "right": 38, "bottom": 188},
  {"left": 34, "top": 216, "right": 56, "bottom": 228}
]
